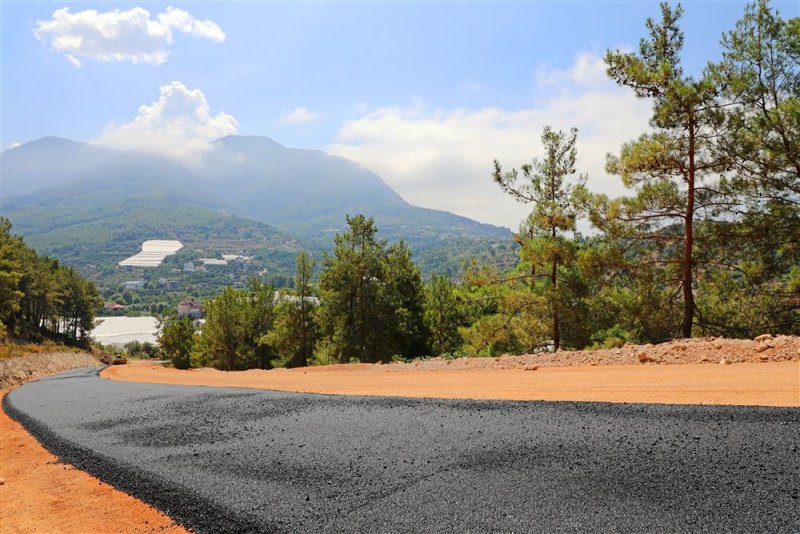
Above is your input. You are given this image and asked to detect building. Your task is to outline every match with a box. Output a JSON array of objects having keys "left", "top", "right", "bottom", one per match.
[
  {"left": 177, "top": 297, "right": 203, "bottom": 318},
  {"left": 103, "top": 302, "right": 126, "bottom": 311},
  {"left": 122, "top": 280, "right": 145, "bottom": 290},
  {"left": 183, "top": 262, "right": 195, "bottom": 272}
]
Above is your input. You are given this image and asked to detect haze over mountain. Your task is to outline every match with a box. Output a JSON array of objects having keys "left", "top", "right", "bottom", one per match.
[{"left": 1, "top": 135, "right": 514, "bottom": 276}]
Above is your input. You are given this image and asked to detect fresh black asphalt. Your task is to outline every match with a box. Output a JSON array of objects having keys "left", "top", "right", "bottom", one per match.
[{"left": 4, "top": 366, "right": 799, "bottom": 533}]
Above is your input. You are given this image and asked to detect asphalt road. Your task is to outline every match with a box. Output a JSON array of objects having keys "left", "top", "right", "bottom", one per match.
[{"left": 4, "top": 367, "right": 799, "bottom": 533}]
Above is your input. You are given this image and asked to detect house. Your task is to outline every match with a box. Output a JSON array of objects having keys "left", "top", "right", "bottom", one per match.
[
  {"left": 183, "top": 262, "right": 195, "bottom": 272},
  {"left": 122, "top": 280, "right": 145, "bottom": 290},
  {"left": 178, "top": 297, "right": 203, "bottom": 318},
  {"left": 103, "top": 302, "right": 126, "bottom": 311}
]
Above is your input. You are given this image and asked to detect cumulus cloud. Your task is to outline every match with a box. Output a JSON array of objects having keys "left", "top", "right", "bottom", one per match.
[
  {"left": 328, "top": 52, "right": 651, "bottom": 229},
  {"left": 34, "top": 6, "right": 225, "bottom": 67},
  {"left": 281, "top": 107, "right": 320, "bottom": 124},
  {"left": 95, "top": 81, "right": 238, "bottom": 162}
]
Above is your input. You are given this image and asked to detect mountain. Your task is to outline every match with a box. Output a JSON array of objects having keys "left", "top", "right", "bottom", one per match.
[
  {"left": 1, "top": 135, "right": 516, "bottom": 278},
  {"left": 1, "top": 137, "right": 119, "bottom": 198}
]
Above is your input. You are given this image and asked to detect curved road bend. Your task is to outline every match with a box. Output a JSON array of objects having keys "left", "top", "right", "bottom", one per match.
[{"left": 4, "top": 367, "right": 799, "bottom": 533}]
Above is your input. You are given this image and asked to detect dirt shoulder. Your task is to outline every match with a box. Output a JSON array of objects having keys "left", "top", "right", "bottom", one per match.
[
  {"left": 104, "top": 337, "right": 800, "bottom": 407},
  {"left": 0, "top": 352, "right": 190, "bottom": 534}
]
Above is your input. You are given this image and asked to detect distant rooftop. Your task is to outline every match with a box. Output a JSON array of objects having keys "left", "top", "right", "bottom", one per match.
[{"left": 118, "top": 240, "right": 183, "bottom": 268}]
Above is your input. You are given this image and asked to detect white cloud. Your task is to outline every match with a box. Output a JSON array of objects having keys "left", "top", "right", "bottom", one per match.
[
  {"left": 281, "top": 107, "right": 320, "bottom": 124},
  {"left": 34, "top": 6, "right": 225, "bottom": 67},
  {"left": 328, "top": 52, "right": 651, "bottom": 229},
  {"left": 7, "top": 142, "right": 22, "bottom": 150},
  {"left": 95, "top": 81, "right": 238, "bottom": 162}
]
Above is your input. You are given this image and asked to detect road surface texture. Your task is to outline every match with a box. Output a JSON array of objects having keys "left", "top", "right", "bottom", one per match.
[{"left": 5, "top": 367, "right": 799, "bottom": 533}]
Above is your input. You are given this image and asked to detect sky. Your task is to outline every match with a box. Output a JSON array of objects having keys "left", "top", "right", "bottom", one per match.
[{"left": 2, "top": 1, "right": 798, "bottom": 229}]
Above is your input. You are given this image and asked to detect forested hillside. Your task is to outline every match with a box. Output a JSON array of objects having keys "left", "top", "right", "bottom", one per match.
[
  {"left": 0, "top": 218, "right": 100, "bottom": 344},
  {"left": 1, "top": 134, "right": 515, "bottom": 283}
]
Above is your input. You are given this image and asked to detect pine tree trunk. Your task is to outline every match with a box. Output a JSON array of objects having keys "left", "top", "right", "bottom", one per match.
[
  {"left": 552, "top": 258, "right": 560, "bottom": 351},
  {"left": 682, "top": 118, "right": 696, "bottom": 339}
]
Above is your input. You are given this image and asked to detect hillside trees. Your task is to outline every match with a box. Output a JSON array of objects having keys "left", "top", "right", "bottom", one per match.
[
  {"left": 317, "top": 215, "right": 426, "bottom": 362},
  {"left": 0, "top": 217, "right": 100, "bottom": 343},
  {"left": 196, "top": 279, "right": 276, "bottom": 370},
  {"left": 694, "top": 0, "right": 800, "bottom": 335},
  {"left": 423, "top": 273, "right": 464, "bottom": 355},
  {"left": 158, "top": 314, "right": 195, "bottom": 369},
  {"left": 492, "top": 126, "right": 587, "bottom": 350},
  {"left": 263, "top": 252, "right": 319, "bottom": 367}
]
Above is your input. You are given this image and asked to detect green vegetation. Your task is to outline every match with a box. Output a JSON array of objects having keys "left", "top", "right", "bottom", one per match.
[
  {"left": 316, "top": 215, "right": 426, "bottom": 363},
  {"left": 0, "top": 218, "right": 101, "bottom": 345},
  {"left": 262, "top": 252, "right": 318, "bottom": 368}
]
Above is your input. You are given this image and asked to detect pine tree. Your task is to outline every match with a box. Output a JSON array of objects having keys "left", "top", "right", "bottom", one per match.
[
  {"left": 493, "top": 126, "right": 586, "bottom": 350},
  {"left": 601, "top": 2, "right": 728, "bottom": 338},
  {"left": 423, "top": 273, "right": 463, "bottom": 355}
]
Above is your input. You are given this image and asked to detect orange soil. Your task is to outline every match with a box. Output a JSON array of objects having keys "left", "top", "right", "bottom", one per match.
[
  {"left": 0, "top": 389, "right": 189, "bottom": 534},
  {"left": 104, "top": 360, "right": 800, "bottom": 407}
]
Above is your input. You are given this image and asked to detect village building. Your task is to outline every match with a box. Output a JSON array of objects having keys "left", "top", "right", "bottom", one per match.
[
  {"left": 177, "top": 297, "right": 203, "bottom": 318},
  {"left": 122, "top": 280, "right": 145, "bottom": 290}
]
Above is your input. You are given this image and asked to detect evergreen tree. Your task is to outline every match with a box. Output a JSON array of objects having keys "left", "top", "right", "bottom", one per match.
[
  {"left": 263, "top": 252, "right": 318, "bottom": 367},
  {"left": 493, "top": 126, "right": 586, "bottom": 350},
  {"left": 601, "top": 2, "right": 729, "bottom": 338},
  {"left": 383, "top": 241, "right": 427, "bottom": 359},
  {"left": 158, "top": 314, "right": 195, "bottom": 369},
  {"left": 423, "top": 273, "right": 464, "bottom": 355},
  {"left": 317, "top": 215, "right": 427, "bottom": 362}
]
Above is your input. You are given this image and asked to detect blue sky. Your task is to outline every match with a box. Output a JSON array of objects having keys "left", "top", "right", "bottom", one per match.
[{"left": 2, "top": 1, "right": 797, "bottom": 227}]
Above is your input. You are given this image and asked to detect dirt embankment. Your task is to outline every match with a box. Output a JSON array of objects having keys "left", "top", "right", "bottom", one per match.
[
  {"left": 382, "top": 335, "right": 800, "bottom": 372},
  {"left": 105, "top": 336, "right": 800, "bottom": 407},
  {"left": 0, "top": 351, "right": 100, "bottom": 389}
]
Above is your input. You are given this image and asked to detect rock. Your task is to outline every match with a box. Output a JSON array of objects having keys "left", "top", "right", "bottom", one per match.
[
  {"left": 759, "top": 355, "right": 770, "bottom": 362},
  {"left": 714, "top": 342, "right": 724, "bottom": 350},
  {"left": 755, "top": 344, "right": 770, "bottom": 353},
  {"left": 0, "top": 477, "right": 4, "bottom": 485},
  {"left": 637, "top": 352, "right": 649, "bottom": 363},
  {"left": 672, "top": 343, "right": 687, "bottom": 351},
  {"left": 590, "top": 361, "right": 598, "bottom": 366},
  {"left": 754, "top": 334, "right": 773, "bottom": 342},
  {"left": 524, "top": 365, "right": 539, "bottom": 371},
  {"left": 719, "top": 358, "right": 731, "bottom": 365}
]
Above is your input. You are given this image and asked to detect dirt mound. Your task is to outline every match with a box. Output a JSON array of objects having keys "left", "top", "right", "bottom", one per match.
[
  {"left": 356, "top": 335, "right": 800, "bottom": 373},
  {"left": 0, "top": 351, "right": 99, "bottom": 389}
]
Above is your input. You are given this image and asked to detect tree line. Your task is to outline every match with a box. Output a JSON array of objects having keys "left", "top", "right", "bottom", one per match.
[
  {"left": 159, "top": 1, "right": 797, "bottom": 369},
  {"left": 0, "top": 218, "right": 101, "bottom": 345}
]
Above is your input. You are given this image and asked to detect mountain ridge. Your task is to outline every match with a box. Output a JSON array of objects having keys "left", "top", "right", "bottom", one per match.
[{"left": 1, "top": 135, "right": 515, "bottom": 277}]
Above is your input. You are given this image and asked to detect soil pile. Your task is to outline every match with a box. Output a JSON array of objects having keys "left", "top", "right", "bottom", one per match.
[{"left": 365, "top": 335, "right": 800, "bottom": 373}]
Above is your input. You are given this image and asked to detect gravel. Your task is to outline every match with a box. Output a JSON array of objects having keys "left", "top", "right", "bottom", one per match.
[{"left": 4, "top": 366, "right": 799, "bottom": 533}]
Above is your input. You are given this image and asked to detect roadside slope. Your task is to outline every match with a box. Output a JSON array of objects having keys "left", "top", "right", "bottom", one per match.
[{"left": 0, "top": 351, "right": 99, "bottom": 389}]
